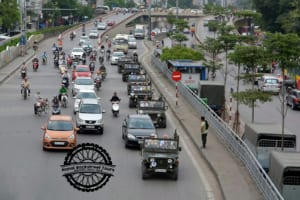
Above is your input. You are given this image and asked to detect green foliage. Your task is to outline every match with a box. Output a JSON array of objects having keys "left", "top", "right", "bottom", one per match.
[
  {"left": 0, "top": 25, "right": 75, "bottom": 52},
  {"left": 174, "top": 19, "right": 189, "bottom": 32},
  {"left": 0, "top": 0, "right": 20, "bottom": 31},
  {"left": 232, "top": 89, "right": 273, "bottom": 107},
  {"left": 166, "top": 13, "right": 176, "bottom": 26},
  {"left": 105, "top": 0, "right": 126, "bottom": 8},
  {"left": 160, "top": 46, "right": 203, "bottom": 61},
  {"left": 167, "top": 0, "right": 193, "bottom": 9},
  {"left": 171, "top": 33, "right": 188, "bottom": 44},
  {"left": 203, "top": 3, "right": 228, "bottom": 15}
]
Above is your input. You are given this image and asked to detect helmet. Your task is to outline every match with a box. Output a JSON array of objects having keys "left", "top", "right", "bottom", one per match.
[
  {"left": 163, "top": 134, "right": 169, "bottom": 139},
  {"left": 150, "top": 133, "right": 157, "bottom": 139},
  {"left": 24, "top": 77, "right": 28, "bottom": 81},
  {"left": 96, "top": 70, "right": 100, "bottom": 75},
  {"left": 113, "top": 92, "right": 117, "bottom": 96}
]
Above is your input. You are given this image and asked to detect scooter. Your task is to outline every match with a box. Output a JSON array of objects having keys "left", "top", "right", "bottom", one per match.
[
  {"left": 94, "top": 77, "right": 102, "bottom": 91},
  {"left": 52, "top": 104, "right": 61, "bottom": 115},
  {"left": 61, "top": 93, "right": 68, "bottom": 108},
  {"left": 33, "top": 61, "right": 39, "bottom": 72},
  {"left": 111, "top": 101, "right": 120, "bottom": 117},
  {"left": 42, "top": 57, "right": 47, "bottom": 65},
  {"left": 21, "top": 69, "right": 26, "bottom": 79},
  {"left": 62, "top": 77, "right": 69, "bottom": 88}
]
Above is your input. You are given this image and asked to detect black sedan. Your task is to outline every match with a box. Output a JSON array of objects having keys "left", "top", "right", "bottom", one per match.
[{"left": 122, "top": 114, "right": 157, "bottom": 148}]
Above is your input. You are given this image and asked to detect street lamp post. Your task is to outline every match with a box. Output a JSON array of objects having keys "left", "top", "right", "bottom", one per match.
[
  {"left": 148, "top": 0, "right": 152, "bottom": 40},
  {"left": 176, "top": 0, "right": 178, "bottom": 19}
]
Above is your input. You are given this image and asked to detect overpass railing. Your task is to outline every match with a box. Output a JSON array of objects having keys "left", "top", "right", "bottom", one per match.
[{"left": 151, "top": 54, "right": 284, "bottom": 200}]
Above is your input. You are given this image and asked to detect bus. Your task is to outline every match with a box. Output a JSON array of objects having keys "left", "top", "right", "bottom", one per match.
[{"left": 95, "top": 5, "right": 110, "bottom": 14}]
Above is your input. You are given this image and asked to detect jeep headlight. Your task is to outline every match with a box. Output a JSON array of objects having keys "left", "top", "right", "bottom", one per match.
[
  {"left": 130, "top": 92, "right": 134, "bottom": 96},
  {"left": 150, "top": 158, "right": 155, "bottom": 162},
  {"left": 157, "top": 113, "right": 161, "bottom": 117},
  {"left": 138, "top": 110, "right": 143, "bottom": 114},
  {"left": 127, "top": 134, "right": 136, "bottom": 140},
  {"left": 44, "top": 133, "right": 51, "bottom": 139},
  {"left": 168, "top": 158, "right": 173, "bottom": 164},
  {"left": 68, "top": 134, "right": 75, "bottom": 140},
  {"left": 77, "top": 118, "right": 84, "bottom": 123},
  {"left": 96, "top": 118, "right": 103, "bottom": 124}
]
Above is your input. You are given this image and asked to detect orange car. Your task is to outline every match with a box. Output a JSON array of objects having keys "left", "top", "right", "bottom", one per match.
[{"left": 42, "top": 115, "right": 79, "bottom": 150}]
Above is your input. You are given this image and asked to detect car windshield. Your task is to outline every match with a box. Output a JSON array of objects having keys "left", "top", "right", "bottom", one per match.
[
  {"left": 80, "top": 36, "right": 88, "bottom": 40},
  {"left": 114, "top": 39, "right": 128, "bottom": 45},
  {"left": 47, "top": 121, "right": 73, "bottom": 131},
  {"left": 76, "top": 67, "right": 89, "bottom": 72},
  {"left": 90, "top": 30, "right": 98, "bottom": 33},
  {"left": 80, "top": 104, "right": 101, "bottom": 114},
  {"left": 128, "top": 117, "right": 154, "bottom": 129},
  {"left": 113, "top": 52, "right": 125, "bottom": 57},
  {"left": 73, "top": 48, "right": 84, "bottom": 52},
  {"left": 76, "top": 92, "right": 97, "bottom": 99},
  {"left": 265, "top": 79, "right": 279, "bottom": 84},
  {"left": 75, "top": 78, "right": 93, "bottom": 85},
  {"left": 128, "top": 38, "right": 136, "bottom": 42},
  {"left": 98, "top": 23, "right": 106, "bottom": 26}
]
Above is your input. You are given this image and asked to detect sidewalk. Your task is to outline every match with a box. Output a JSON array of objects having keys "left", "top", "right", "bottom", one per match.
[
  {"left": 142, "top": 40, "right": 263, "bottom": 200},
  {"left": 0, "top": 49, "right": 35, "bottom": 84}
]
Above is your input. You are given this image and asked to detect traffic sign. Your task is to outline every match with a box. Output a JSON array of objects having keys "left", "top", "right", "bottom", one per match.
[{"left": 172, "top": 71, "right": 182, "bottom": 82}]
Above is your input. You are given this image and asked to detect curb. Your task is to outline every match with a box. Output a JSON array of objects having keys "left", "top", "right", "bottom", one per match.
[{"left": 141, "top": 40, "right": 226, "bottom": 200}]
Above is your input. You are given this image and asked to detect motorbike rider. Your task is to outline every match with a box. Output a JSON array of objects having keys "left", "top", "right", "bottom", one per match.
[
  {"left": 70, "top": 31, "right": 75, "bottom": 40},
  {"left": 89, "top": 61, "right": 95, "bottom": 72},
  {"left": 32, "top": 57, "right": 39, "bottom": 64},
  {"left": 21, "top": 77, "right": 30, "bottom": 96},
  {"left": 106, "top": 49, "right": 111, "bottom": 60},
  {"left": 34, "top": 92, "right": 48, "bottom": 114},
  {"left": 20, "top": 62, "right": 27, "bottom": 78},
  {"left": 61, "top": 70, "right": 70, "bottom": 88},
  {"left": 41, "top": 51, "right": 47, "bottom": 64},
  {"left": 110, "top": 92, "right": 121, "bottom": 102},
  {"left": 105, "top": 35, "right": 109, "bottom": 42},
  {"left": 58, "top": 84, "right": 68, "bottom": 102},
  {"left": 94, "top": 70, "right": 102, "bottom": 81},
  {"left": 33, "top": 40, "right": 38, "bottom": 51},
  {"left": 52, "top": 96, "right": 60, "bottom": 108},
  {"left": 133, "top": 51, "right": 138, "bottom": 62}
]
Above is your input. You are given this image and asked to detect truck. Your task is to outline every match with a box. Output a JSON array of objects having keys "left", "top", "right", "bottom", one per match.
[
  {"left": 197, "top": 81, "right": 224, "bottom": 115},
  {"left": 134, "top": 24, "right": 145, "bottom": 39}
]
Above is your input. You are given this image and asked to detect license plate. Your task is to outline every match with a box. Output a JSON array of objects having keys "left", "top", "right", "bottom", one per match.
[
  {"left": 155, "top": 169, "right": 167, "bottom": 173},
  {"left": 54, "top": 142, "right": 65, "bottom": 145},
  {"left": 86, "top": 125, "right": 94, "bottom": 129}
]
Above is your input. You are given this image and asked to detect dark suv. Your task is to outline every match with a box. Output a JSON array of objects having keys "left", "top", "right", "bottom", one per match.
[
  {"left": 127, "top": 74, "right": 151, "bottom": 95},
  {"left": 137, "top": 100, "right": 168, "bottom": 128},
  {"left": 141, "top": 136, "right": 181, "bottom": 180},
  {"left": 122, "top": 63, "right": 143, "bottom": 82}
]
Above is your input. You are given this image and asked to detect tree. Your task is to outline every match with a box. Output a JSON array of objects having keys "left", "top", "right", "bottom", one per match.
[
  {"left": 160, "top": 46, "right": 204, "bottom": 61},
  {"left": 199, "top": 37, "right": 223, "bottom": 79},
  {"left": 234, "top": 10, "right": 261, "bottom": 36},
  {"left": 0, "top": 0, "right": 20, "bottom": 32},
  {"left": 174, "top": 19, "right": 189, "bottom": 32},
  {"left": 228, "top": 45, "right": 273, "bottom": 123},
  {"left": 263, "top": 32, "right": 300, "bottom": 150},
  {"left": 171, "top": 33, "right": 188, "bottom": 46}
]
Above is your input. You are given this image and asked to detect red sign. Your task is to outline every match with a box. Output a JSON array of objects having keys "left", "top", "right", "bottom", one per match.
[{"left": 172, "top": 71, "right": 182, "bottom": 82}]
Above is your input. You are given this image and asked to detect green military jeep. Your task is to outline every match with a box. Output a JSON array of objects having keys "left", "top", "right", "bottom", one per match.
[
  {"left": 117, "top": 57, "right": 135, "bottom": 73},
  {"left": 122, "top": 63, "right": 143, "bottom": 82},
  {"left": 127, "top": 74, "right": 151, "bottom": 95},
  {"left": 137, "top": 100, "right": 167, "bottom": 128},
  {"left": 129, "top": 85, "right": 152, "bottom": 108},
  {"left": 141, "top": 136, "right": 181, "bottom": 180}
]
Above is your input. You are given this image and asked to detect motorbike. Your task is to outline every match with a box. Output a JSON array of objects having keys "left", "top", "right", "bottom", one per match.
[
  {"left": 62, "top": 77, "right": 69, "bottom": 88},
  {"left": 82, "top": 56, "right": 86, "bottom": 65},
  {"left": 21, "top": 86, "right": 28, "bottom": 100},
  {"left": 33, "top": 61, "right": 39, "bottom": 72},
  {"left": 21, "top": 69, "right": 26, "bottom": 79},
  {"left": 42, "top": 57, "right": 47, "bottom": 65},
  {"left": 54, "top": 58, "right": 59, "bottom": 68},
  {"left": 59, "top": 64, "right": 67, "bottom": 74},
  {"left": 70, "top": 33, "right": 74, "bottom": 41},
  {"left": 34, "top": 98, "right": 49, "bottom": 116},
  {"left": 52, "top": 104, "right": 61, "bottom": 115},
  {"left": 52, "top": 47, "right": 57, "bottom": 55},
  {"left": 89, "top": 62, "right": 95, "bottom": 73},
  {"left": 94, "top": 77, "right": 102, "bottom": 91},
  {"left": 67, "top": 57, "right": 73, "bottom": 69},
  {"left": 111, "top": 101, "right": 120, "bottom": 117},
  {"left": 106, "top": 51, "right": 111, "bottom": 61},
  {"left": 60, "top": 93, "right": 68, "bottom": 108},
  {"left": 99, "top": 66, "right": 107, "bottom": 80},
  {"left": 98, "top": 55, "right": 104, "bottom": 64}
]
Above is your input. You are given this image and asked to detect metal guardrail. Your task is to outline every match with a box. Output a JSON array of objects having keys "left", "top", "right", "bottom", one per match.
[{"left": 151, "top": 54, "right": 284, "bottom": 200}]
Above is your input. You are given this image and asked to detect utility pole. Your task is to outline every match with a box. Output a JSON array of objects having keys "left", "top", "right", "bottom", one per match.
[
  {"left": 176, "top": 0, "right": 178, "bottom": 19},
  {"left": 148, "top": 0, "right": 152, "bottom": 40},
  {"left": 20, "top": 0, "right": 27, "bottom": 55}
]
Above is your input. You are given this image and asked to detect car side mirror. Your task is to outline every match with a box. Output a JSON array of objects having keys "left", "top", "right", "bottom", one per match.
[
  {"left": 178, "top": 146, "right": 182, "bottom": 151},
  {"left": 41, "top": 126, "right": 46, "bottom": 131},
  {"left": 102, "top": 109, "right": 106, "bottom": 113},
  {"left": 165, "top": 106, "right": 168, "bottom": 110},
  {"left": 97, "top": 97, "right": 101, "bottom": 100}
]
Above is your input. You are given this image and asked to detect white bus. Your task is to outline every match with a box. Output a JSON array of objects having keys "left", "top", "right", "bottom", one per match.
[{"left": 95, "top": 5, "right": 110, "bottom": 14}]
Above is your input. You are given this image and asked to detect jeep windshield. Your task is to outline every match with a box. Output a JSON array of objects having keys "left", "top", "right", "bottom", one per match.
[
  {"left": 131, "top": 85, "right": 151, "bottom": 92},
  {"left": 124, "top": 64, "right": 140, "bottom": 69},
  {"left": 139, "top": 101, "right": 164, "bottom": 109},
  {"left": 143, "top": 139, "right": 178, "bottom": 152},
  {"left": 128, "top": 75, "right": 146, "bottom": 81}
]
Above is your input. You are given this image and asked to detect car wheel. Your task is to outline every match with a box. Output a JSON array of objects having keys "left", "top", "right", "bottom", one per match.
[
  {"left": 291, "top": 102, "right": 295, "bottom": 110},
  {"left": 142, "top": 165, "right": 149, "bottom": 180},
  {"left": 171, "top": 172, "right": 178, "bottom": 181},
  {"left": 99, "top": 128, "right": 104, "bottom": 135}
]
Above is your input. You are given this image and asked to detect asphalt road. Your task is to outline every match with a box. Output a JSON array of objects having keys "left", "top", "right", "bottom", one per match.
[
  {"left": 197, "top": 17, "right": 300, "bottom": 150},
  {"left": 0, "top": 13, "right": 212, "bottom": 199}
]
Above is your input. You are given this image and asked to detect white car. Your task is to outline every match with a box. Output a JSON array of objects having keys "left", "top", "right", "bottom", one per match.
[
  {"left": 128, "top": 37, "right": 137, "bottom": 49},
  {"left": 110, "top": 51, "right": 125, "bottom": 65},
  {"left": 89, "top": 29, "right": 99, "bottom": 39},
  {"left": 191, "top": 9, "right": 202, "bottom": 14},
  {"left": 70, "top": 47, "right": 85, "bottom": 60},
  {"left": 72, "top": 77, "right": 95, "bottom": 96},
  {"left": 73, "top": 89, "right": 100, "bottom": 114},
  {"left": 76, "top": 98, "right": 105, "bottom": 134},
  {"left": 79, "top": 35, "right": 89, "bottom": 45},
  {"left": 97, "top": 22, "right": 107, "bottom": 30}
]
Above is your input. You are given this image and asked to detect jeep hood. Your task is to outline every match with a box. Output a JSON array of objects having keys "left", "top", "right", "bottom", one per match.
[{"left": 79, "top": 113, "right": 102, "bottom": 120}]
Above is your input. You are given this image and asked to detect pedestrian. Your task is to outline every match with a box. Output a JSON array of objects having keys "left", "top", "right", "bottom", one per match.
[
  {"left": 161, "top": 39, "right": 164, "bottom": 47},
  {"left": 201, "top": 116, "right": 209, "bottom": 148}
]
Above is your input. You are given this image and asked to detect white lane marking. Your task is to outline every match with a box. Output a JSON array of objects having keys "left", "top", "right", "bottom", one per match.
[{"left": 167, "top": 112, "right": 215, "bottom": 200}]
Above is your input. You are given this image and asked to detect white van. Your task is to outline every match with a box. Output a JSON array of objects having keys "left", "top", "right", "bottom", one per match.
[
  {"left": 256, "top": 74, "right": 281, "bottom": 94},
  {"left": 134, "top": 24, "right": 145, "bottom": 39}
]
